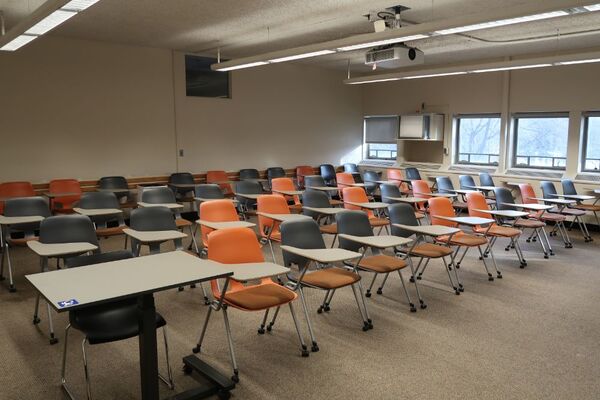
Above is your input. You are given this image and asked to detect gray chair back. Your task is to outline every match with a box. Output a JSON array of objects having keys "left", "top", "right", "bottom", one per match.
[
  {"left": 380, "top": 184, "right": 402, "bottom": 204},
  {"left": 479, "top": 172, "right": 495, "bottom": 187},
  {"left": 493, "top": 188, "right": 516, "bottom": 211},
  {"left": 235, "top": 180, "right": 263, "bottom": 208},
  {"left": 66, "top": 250, "right": 133, "bottom": 268},
  {"left": 362, "top": 171, "right": 379, "bottom": 196},
  {"left": 169, "top": 172, "right": 194, "bottom": 185},
  {"left": 319, "top": 164, "right": 337, "bottom": 186},
  {"left": 195, "top": 184, "right": 225, "bottom": 200},
  {"left": 561, "top": 179, "right": 577, "bottom": 195},
  {"left": 280, "top": 219, "right": 326, "bottom": 269},
  {"left": 344, "top": 163, "right": 359, "bottom": 173},
  {"left": 79, "top": 192, "right": 120, "bottom": 209},
  {"left": 459, "top": 175, "right": 476, "bottom": 189},
  {"left": 304, "top": 175, "right": 325, "bottom": 188},
  {"left": 142, "top": 187, "right": 177, "bottom": 204},
  {"left": 267, "top": 167, "right": 286, "bottom": 182},
  {"left": 436, "top": 177, "right": 454, "bottom": 193},
  {"left": 301, "top": 190, "right": 331, "bottom": 219},
  {"left": 336, "top": 211, "right": 374, "bottom": 253},
  {"left": 388, "top": 203, "right": 419, "bottom": 238},
  {"left": 239, "top": 169, "right": 259, "bottom": 180},
  {"left": 540, "top": 181, "right": 558, "bottom": 198},
  {"left": 405, "top": 167, "right": 421, "bottom": 180},
  {"left": 4, "top": 197, "right": 50, "bottom": 237},
  {"left": 98, "top": 176, "right": 128, "bottom": 190},
  {"left": 39, "top": 215, "right": 100, "bottom": 251},
  {"left": 130, "top": 207, "right": 176, "bottom": 231}
]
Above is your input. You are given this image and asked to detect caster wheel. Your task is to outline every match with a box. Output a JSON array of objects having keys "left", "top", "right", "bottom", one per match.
[
  {"left": 266, "top": 325, "right": 272, "bottom": 332},
  {"left": 417, "top": 276, "right": 422, "bottom": 280},
  {"left": 301, "top": 350, "right": 309, "bottom": 357},
  {"left": 497, "top": 274, "right": 503, "bottom": 279},
  {"left": 257, "top": 328, "right": 265, "bottom": 335},
  {"left": 311, "top": 343, "right": 319, "bottom": 352},
  {"left": 183, "top": 364, "right": 193, "bottom": 375},
  {"left": 456, "top": 264, "right": 461, "bottom": 269},
  {"left": 9, "top": 286, "right": 16, "bottom": 293},
  {"left": 526, "top": 239, "right": 531, "bottom": 243},
  {"left": 459, "top": 286, "right": 465, "bottom": 292},
  {"left": 231, "top": 375, "right": 240, "bottom": 384},
  {"left": 49, "top": 337, "right": 58, "bottom": 345},
  {"left": 478, "top": 256, "right": 483, "bottom": 260},
  {"left": 204, "top": 299, "right": 210, "bottom": 306},
  {"left": 488, "top": 277, "right": 494, "bottom": 282},
  {"left": 454, "top": 290, "right": 460, "bottom": 295},
  {"left": 192, "top": 345, "right": 200, "bottom": 354},
  {"left": 362, "top": 324, "right": 369, "bottom": 332},
  {"left": 365, "top": 292, "right": 371, "bottom": 298},
  {"left": 317, "top": 308, "right": 323, "bottom": 314},
  {"left": 376, "top": 289, "right": 383, "bottom": 295},
  {"left": 409, "top": 277, "right": 415, "bottom": 283},
  {"left": 32, "top": 317, "right": 40, "bottom": 325},
  {"left": 218, "top": 390, "right": 231, "bottom": 400},
  {"left": 420, "top": 303, "right": 427, "bottom": 309},
  {"left": 504, "top": 248, "right": 510, "bottom": 252},
  {"left": 324, "top": 306, "right": 331, "bottom": 312},
  {"left": 410, "top": 306, "right": 417, "bottom": 313},
  {"left": 544, "top": 255, "right": 549, "bottom": 259},
  {"left": 178, "top": 287, "right": 184, "bottom": 292}
]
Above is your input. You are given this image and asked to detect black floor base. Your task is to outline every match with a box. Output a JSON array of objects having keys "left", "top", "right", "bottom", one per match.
[{"left": 169, "top": 355, "right": 235, "bottom": 400}]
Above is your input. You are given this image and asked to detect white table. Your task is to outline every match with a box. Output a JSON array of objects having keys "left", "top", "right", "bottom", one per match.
[
  {"left": 73, "top": 207, "right": 123, "bottom": 217},
  {"left": 451, "top": 189, "right": 477, "bottom": 195},
  {"left": 338, "top": 234, "right": 412, "bottom": 248},
  {"left": 301, "top": 206, "right": 347, "bottom": 215},
  {"left": 306, "top": 186, "right": 339, "bottom": 192},
  {"left": 227, "top": 262, "right": 289, "bottom": 282},
  {"left": 256, "top": 212, "right": 311, "bottom": 222},
  {"left": 553, "top": 194, "right": 595, "bottom": 201},
  {"left": 383, "top": 196, "right": 428, "bottom": 204},
  {"left": 435, "top": 215, "right": 494, "bottom": 227},
  {"left": 502, "top": 202, "right": 553, "bottom": 211},
  {"left": 392, "top": 223, "right": 460, "bottom": 237},
  {"left": 196, "top": 220, "right": 256, "bottom": 230},
  {"left": 527, "top": 197, "right": 575, "bottom": 206},
  {"left": 123, "top": 228, "right": 188, "bottom": 257},
  {"left": 272, "top": 189, "right": 304, "bottom": 196},
  {"left": 195, "top": 197, "right": 238, "bottom": 204},
  {"left": 465, "top": 185, "right": 498, "bottom": 192},
  {"left": 280, "top": 245, "right": 362, "bottom": 263},
  {"left": 344, "top": 201, "right": 388, "bottom": 210},
  {"left": 137, "top": 202, "right": 184, "bottom": 210},
  {"left": 26, "top": 251, "right": 236, "bottom": 400},
  {"left": 474, "top": 209, "right": 528, "bottom": 218},
  {"left": 234, "top": 193, "right": 265, "bottom": 200},
  {"left": 415, "top": 192, "right": 456, "bottom": 198}
]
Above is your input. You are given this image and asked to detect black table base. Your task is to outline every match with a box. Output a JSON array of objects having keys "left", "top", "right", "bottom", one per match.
[{"left": 168, "top": 355, "right": 235, "bottom": 400}]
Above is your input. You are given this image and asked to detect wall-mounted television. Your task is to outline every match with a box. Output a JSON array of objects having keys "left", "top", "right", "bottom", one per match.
[{"left": 185, "top": 55, "right": 230, "bottom": 98}]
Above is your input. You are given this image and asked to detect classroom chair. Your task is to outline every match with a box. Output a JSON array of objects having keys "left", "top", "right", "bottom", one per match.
[
  {"left": 195, "top": 184, "right": 226, "bottom": 201},
  {"left": 304, "top": 175, "right": 342, "bottom": 206},
  {"left": 169, "top": 172, "right": 196, "bottom": 200},
  {"left": 239, "top": 168, "right": 260, "bottom": 180},
  {"left": 0, "top": 181, "right": 35, "bottom": 214},
  {"left": 0, "top": 197, "right": 50, "bottom": 292},
  {"left": 343, "top": 163, "right": 363, "bottom": 183},
  {"left": 271, "top": 177, "right": 302, "bottom": 212},
  {"left": 478, "top": 172, "right": 496, "bottom": 198},
  {"left": 206, "top": 170, "right": 233, "bottom": 196},
  {"left": 319, "top": 164, "right": 337, "bottom": 186},
  {"left": 411, "top": 180, "right": 433, "bottom": 215},
  {"left": 129, "top": 207, "right": 184, "bottom": 256},
  {"left": 301, "top": 189, "right": 338, "bottom": 245},
  {"left": 198, "top": 199, "right": 240, "bottom": 249},
  {"left": 235, "top": 180, "right": 263, "bottom": 217},
  {"left": 386, "top": 169, "right": 410, "bottom": 194},
  {"left": 337, "top": 210, "right": 423, "bottom": 312},
  {"left": 194, "top": 228, "right": 308, "bottom": 383},
  {"left": 342, "top": 187, "right": 389, "bottom": 231},
  {"left": 295, "top": 166, "right": 314, "bottom": 189},
  {"left": 362, "top": 170, "right": 379, "bottom": 198},
  {"left": 459, "top": 175, "right": 477, "bottom": 190},
  {"left": 49, "top": 179, "right": 82, "bottom": 214},
  {"left": 562, "top": 179, "right": 600, "bottom": 229},
  {"left": 78, "top": 192, "right": 127, "bottom": 240},
  {"left": 380, "top": 184, "right": 425, "bottom": 221},
  {"left": 436, "top": 176, "right": 467, "bottom": 212},
  {"left": 540, "top": 181, "right": 591, "bottom": 242},
  {"left": 62, "top": 251, "right": 173, "bottom": 399},
  {"left": 257, "top": 195, "right": 289, "bottom": 261},
  {"left": 267, "top": 167, "right": 286, "bottom": 182},
  {"left": 404, "top": 167, "right": 421, "bottom": 181},
  {"left": 336, "top": 172, "right": 356, "bottom": 199},
  {"left": 97, "top": 176, "right": 132, "bottom": 206}
]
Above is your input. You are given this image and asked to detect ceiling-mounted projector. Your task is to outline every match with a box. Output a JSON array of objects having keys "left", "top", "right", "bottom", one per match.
[{"left": 365, "top": 44, "right": 424, "bottom": 69}]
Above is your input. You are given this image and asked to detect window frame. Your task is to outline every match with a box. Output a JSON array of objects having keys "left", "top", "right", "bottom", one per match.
[
  {"left": 580, "top": 111, "right": 600, "bottom": 173},
  {"left": 454, "top": 113, "right": 501, "bottom": 166},
  {"left": 363, "top": 115, "right": 399, "bottom": 161},
  {"left": 511, "top": 112, "right": 570, "bottom": 170}
]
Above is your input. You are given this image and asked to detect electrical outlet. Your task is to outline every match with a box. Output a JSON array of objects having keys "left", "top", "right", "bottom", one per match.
[{"left": 179, "top": 149, "right": 184, "bottom": 157}]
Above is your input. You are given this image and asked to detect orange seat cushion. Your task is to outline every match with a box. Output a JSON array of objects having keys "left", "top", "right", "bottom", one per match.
[
  {"left": 96, "top": 226, "right": 126, "bottom": 236},
  {"left": 410, "top": 243, "right": 453, "bottom": 258},
  {"left": 176, "top": 218, "right": 192, "bottom": 228},
  {"left": 7, "top": 237, "right": 38, "bottom": 246},
  {"left": 319, "top": 224, "right": 337, "bottom": 234},
  {"left": 301, "top": 268, "right": 360, "bottom": 289},
  {"left": 474, "top": 225, "right": 520, "bottom": 238},
  {"left": 329, "top": 199, "right": 344, "bottom": 207},
  {"left": 437, "top": 233, "right": 487, "bottom": 247},
  {"left": 369, "top": 217, "right": 389, "bottom": 227},
  {"left": 514, "top": 218, "right": 545, "bottom": 228},
  {"left": 358, "top": 254, "right": 406, "bottom": 273},
  {"left": 574, "top": 204, "right": 600, "bottom": 212},
  {"left": 224, "top": 283, "right": 296, "bottom": 311}
]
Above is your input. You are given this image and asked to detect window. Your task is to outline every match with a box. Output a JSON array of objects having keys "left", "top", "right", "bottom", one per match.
[
  {"left": 581, "top": 113, "right": 600, "bottom": 172},
  {"left": 512, "top": 113, "right": 569, "bottom": 169},
  {"left": 364, "top": 116, "right": 398, "bottom": 160},
  {"left": 455, "top": 114, "right": 501, "bottom": 165}
]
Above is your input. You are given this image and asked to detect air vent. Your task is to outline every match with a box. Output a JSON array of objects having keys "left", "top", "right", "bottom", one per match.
[
  {"left": 506, "top": 169, "right": 563, "bottom": 179},
  {"left": 575, "top": 174, "right": 600, "bottom": 182}
]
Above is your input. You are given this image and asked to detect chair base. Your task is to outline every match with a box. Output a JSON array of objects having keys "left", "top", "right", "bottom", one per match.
[{"left": 180, "top": 355, "right": 236, "bottom": 399}]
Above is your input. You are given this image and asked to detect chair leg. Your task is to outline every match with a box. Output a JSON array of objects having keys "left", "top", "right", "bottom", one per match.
[
  {"left": 159, "top": 327, "right": 175, "bottom": 390},
  {"left": 61, "top": 325, "right": 77, "bottom": 400},
  {"left": 355, "top": 279, "right": 373, "bottom": 325},
  {"left": 221, "top": 307, "right": 239, "bottom": 383},
  {"left": 513, "top": 239, "right": 527, "bottom": 268},
  {"left": 365, "top": 273, "right": 378, "bottom": 297},
  {"left": 5, "top": 244, "right": 15, "bottom": 292},
  {"left": 288, "top": 303, "right": 309, "bottom": 357},
  {"left": 317, "top": 290, "right": 331, "bottom": 313},
  {"left": 189, "top": 226, "right": 200, "bottom": 254},
  {"left": 397, "top": 270, "right": 416, "bottom": 312},
  {"left": 350, "top": 283, "right": 371, "bottom": 331},
  {"left": 376, "top": 272, "right": 390, "bottom": 294},
  {"left": 193, "top": 306, "right": 213, "bottom": 354},
  {"left": 476, "top": 246, "right": 494, "bottom": 281},
  {"left": 258, "top": 309, "right": 270, "bottom": 334},
  {"left": 298, "top": 287, "right": 319, "bottom": 352},
  {"left": 81, "top": 338, "right": 92, "bottom": 400},
  {"left": 406, "top": 257, "right": 426, "bottom": 309},
  {"left": 266, "top": 306, "right": 280, "bottom": 332},
  {"left": 448, "top": 249, "right": 464, "bottom": 292},
  {"left": 540, "top": 227, "right": 554, "bottom": 255},
  {"left": 267, "top": 240, "right": 276, "bottom": 263},
  {"left": 47, "top": 302, "right": 58, "bottom": 344},
  {"left": 535, "top": 229, "right": 549, "bottom": 258},
  {"left": 441, "top": 257, "right": 460, "bottom": 295}
]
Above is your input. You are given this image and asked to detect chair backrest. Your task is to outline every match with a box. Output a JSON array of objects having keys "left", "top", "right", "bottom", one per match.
[
  {"left": 207, "top": 227, "right": 264, "bottom": 294},
  {"left": 4, "top": 197, "right": 50, "bottom": 218},
  {"left": 304, "top": 175, "right": 325, "bottom": 188},
  {"left": 257, "top": 195, "right": 289, "bottom": 237},
  {"left": 540, "top": 181, "right": 558, "bottom": 198},
  {"left": 342, "top": 187, "right": 374, "bottom": 217},
  {"left": 141, "top": 187, "right": 177, "bottom": 204},
  {"left": 336, "top": 172, "right": 355, "bottom": 198},
  {"left": 494, "top": 187, "right": 516, "bottom": 211},
  {"left": 239, "top": 168, "right": 260, "bottom": 180},
  {"left": 280, "top": 219, "right": 326, "bottom": 269},
  {"left": 98, "top": 176, "right": 128, "bottom": 190},
  {"left": 405, "top": 167, "right": 421, "bottom": 180},
  {"left": 271, "top": 177, "right": 300, "bottom": 205},
  {"left": 518, "top": 183, "right": 538, "bottom": 204},
  {"left": 199, "top": 200, "right": 240, "bottom": 245},
  {"left": 206, "top": 170, "right": 232, "bottom": 195},
  {"left": 479, "top": 172, "right": 495, "bottom": 187},
  {"left": 39, "top": 215, "right": 99, "bottom": 248},
  {"left": 344, "top": 163, "right": 359, "bottom": 173},
  {"left": 78, "top": 192, "right": 120, "bottom": 209},
  {"left": 459, "top": 175, "right": 476, "bottom": 189},
  {"left": 561, "top": 179, "right": 577, "bottom": 195},
  {"left": 427, "top": 197, "right": 456, "bottom": 227},
  {"left": 411, "top": 180, "right": 431, "bottom": 210},
  {"left": 235, "top": 180, "right": 263, "bottom": 208},
  {"left": 336, "top": 210, "right": 374, "bottom": 252},
  {"left": 319, "top": 164, "right": 336, "bottom": 184},
  {"left": 301, "top": 190, "right": 331, "bottom": 219},
  {"left": 386, "top": 169, "right": 409, "bottom": 191},
  {"left": 362, "top": 170, "right": 379, "bottom": 194},
  {"left": 295, "top": 166, "right": 314, "bottom": 188},
  {"left": 466, "top": 191, "right": 491, "bottom": 219},
  {"left": 195, "top": 184, "right": 225, "bottom": 200},
  {"left": 49, "top": 179, "right": 81, "bottom": 211},
  {"left": 267, "top": 167, "right": 286, "bottom": 182},
  {"left": 66, "top": 250, "right": 133, "bottom": 268},
  {"left": 435, "top": 177, "right": 455, "bottom": 193},
  {"left": 380, "top": 183, "right": 402, "bottom": 204},
  {"left": 169, "top": 172, "right": 194, "bottom": 184},
  {"left": 130, "top": 207, "right": 176, "bottom": 231},
  {"left": 0, "top": 181, "right": 35, "bottom": 202},
  {"left": 388, "top": 203, "right": 419, "bottom": 238}
]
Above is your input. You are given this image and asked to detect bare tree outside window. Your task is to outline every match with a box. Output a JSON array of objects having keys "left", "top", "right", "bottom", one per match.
[
  {"left": 456, "top": 115, "right": 501, "bottom": 165},
  {"left": 583, "top": 116, "right": 600, "bottom": 171},
  {"left": 513, "top": 115, "right": 568, "bottom": 169}
]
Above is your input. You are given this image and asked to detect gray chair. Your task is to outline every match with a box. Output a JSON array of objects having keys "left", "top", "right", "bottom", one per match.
[
  {"left": 479, "top": 172, "right": 495, "bottom": 187},
  {"left": 362, "top": 170, "right": 379, "bottom": 198},
  {"left": 169, "top": 172, "right": 195, "bottom": 200},
  {"left": 459, "top": 175, "right": 476, "bottom": 190},
  {"left": 405, "top": 167, "right": 421, "bottom": 181},
  {"left": 304, "top": 175, "right": 342, "bottom": 206},
  {"left": 239, "top": 168, "right": 260, "bottom": 181},
  {"left": 541, "top": 181, "right": 591, "bottom": 242},
  {"left": 1, "top": 197, "right": 50, "bottom": 292},
  {"left": 343, "top": 163, "right": 363, "bottom": 183},
  {"left": 267, "top": 167, "right": 286, "bottom": 182},
  {"left": 129, "top": 207, "right": 182, "bottom": 256},
  {"left": 78, "top": 192, "right": 127, "bottom": 239},
  {"left": 436, "top": 177, "right": 467, "bottom": 212},
  {"left": 302, "top": 190, "right": 338, "bottom": 244},
  {"left": 195, "top": 184, "right": 225, "bottom": 200},
  {"left": 62, "top": 250, "right": 173, "bottom": 399},
  {"left": 336, "top": 210, "right": 420, "bottom": 312},
  {"left": 235, "top": 180, "right": 263, "bottom": 216},
  {"left": 319, "top": 164, "right": 337, "bottom": 186},
  {"left": 98, "top": 176, "right": 131, "bottom": 204},
  {"left": 280, "top": 218, "right": 369, "bottom": 347},
  {"left": 380, "top": 184, "right": 402, "bottom": 204},
  {"left": 562, "top": 179, "right": 600, "bottom": 234}
]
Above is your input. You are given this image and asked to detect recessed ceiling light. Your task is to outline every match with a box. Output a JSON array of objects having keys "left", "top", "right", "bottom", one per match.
[
  {"left": 337, "top": 35, "right": 429, "bottom": 52},
  {"left": 269, "top": 50, "right": 335, "bottom": 63},
  {"left": 25, "top": 9, "right": 77, "bottom": 36},
  {"left": 435, "top": 11, "right": 568, "bottom": 35},
  {"left": 0, "top": 35, "right": 37, "bottom": 51},
  {"left": 215, "top": 61, "right": 269, "bottom": 71}
]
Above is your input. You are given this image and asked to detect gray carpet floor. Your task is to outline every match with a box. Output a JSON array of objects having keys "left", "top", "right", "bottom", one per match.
[{"left": 1, "top": 224, "right": 599, "bottom": 400}]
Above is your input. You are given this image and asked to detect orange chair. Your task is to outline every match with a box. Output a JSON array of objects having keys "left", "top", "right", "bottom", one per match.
[
  {"left": 206, "top": 170, "right": 233, "bottom": 196},
  {"left": 428, "top": 197, "right": 499, "bottom": 290},
  {"left": 257, "top": 195, "right": 290, "bottom": 260},
  {"left": 466, "top": 191, "right": 525, "bottom": 268},
  {"left": 295, "top": 166, "right": 314, "bottom": 189},
  {"left": 199, "top": 199, "right": 240, "bottom": 248},
  {"left": 387, "top": 169, "right": 410, "bottom": 194},
  {"left": 48, "top": 179, "right": 81, "bottom": 214},
  {"left": 342, "top": 187, "right": 389, "bottom": 231},
  {"left": 271, "top": 177, "right": 302, "bottom": 213},
  {"left": 411, "top": 180, "right": 432, "bottom": 213},
  {"left": 0, "top": 181, "right": 35, "bottom": 214},
  {"left": 336, "top": 172, "right": 355, "bottom": 199},
  {"left": 193, "top": 227, "right": 308, "bottom": 383}
]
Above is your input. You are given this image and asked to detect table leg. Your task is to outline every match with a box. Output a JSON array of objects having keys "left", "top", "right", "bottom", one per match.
[{"left": 138, "top": 293, "right": 159, "bottom": 400}]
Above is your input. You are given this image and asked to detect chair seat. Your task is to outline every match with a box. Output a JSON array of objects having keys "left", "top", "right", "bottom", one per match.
[
  {"left": 552, "top": 208, "right": 586, "bottom": 216},
  {"left": 437, "top": 232, "right": 487, "bottom": 247},
  {"left": 415, "top": 212, "right": 426, "bottom": 220},
  {"left": 7, "top": 236, "right": 38, "bottom": 246},
  {"left": 358, "top": 254, "right": 406, "bottom": 273},
  {"left": 319, "top": 223, "right": 337, "bottom": 234},
  {"left": 329, "top": 199, "right": 344, "bottom": 207},
  {"left": 474, "top": 225, "right": 520, "bottom": 238},
  {"left": 301, "top": 268, "right": 360, "bottom": 290},
  {"left": 453, "top": 201, "right": 468, "bottom": 209},
  {"left": 573, "top": 204, "right": 600, "bottom": 212},
  {"left": 535, "top": 213, "right": 566, "bottom": 222},
  {"left": 288, "top": 204, "right": 303, "bottom": 213},
  {"left": 96, "top": 226, "right": 126, "bottom": 236},
  {"left": 70, "top": 300, "right": 166, "bottom": 345},
  {"left": 176, "top": 218, "right": 192, "bottom": 228},
  {"left": 410, "top": 243, "right": 453, "bottom": 258},
  {"left": 514, "top": 218, "right": 545, "bottom": 228},
  {"left": 369, "top": 217, "right": 389, "bottom": 227},
  {"left": 485, "top": 199, "right": 496, "bottom": 206},
  {"left": 224, "top": 283, "right": 296, "bottom": 311}
]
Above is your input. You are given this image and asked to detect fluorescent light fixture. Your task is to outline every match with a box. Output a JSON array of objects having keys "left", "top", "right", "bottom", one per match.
[
  {"left": 556, "top": 58, "right": 600, "bottom": 65},
  {"left": 584, "top": 4, "right": 600, "bottom": 11},
  {"left": 215, "top": 61, "right": 269, "bottom": 71},
  {"left": 347, "top": 78, "right": 401, "bottom": 85},
  {"left": 337, "top": 34, "right": 429, "bottom": 51},
  {"left": 435, "top": 11, "right": 568, "bottom": 35},
  {"left": 269, "top": 50, "right": 335, "bottom": 63},
  {"left": 0, "top": 35, "right": 37, "bottom": 51},
  {"left": 471, "top": 63, "right": 551, "bottom": 73},
  {"left": 25, "top": 9, "right": 77, "bottom": 35},
  {"left": 62, "top": 0, "right": 101, "bottom": 11},
  {"left": 403, "top": 71, "right": 468, "bottom": 79}
]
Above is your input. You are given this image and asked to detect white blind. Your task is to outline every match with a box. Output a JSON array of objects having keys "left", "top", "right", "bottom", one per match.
[{"left": 364, "top": 116, "right": 399, "bottom": 143}]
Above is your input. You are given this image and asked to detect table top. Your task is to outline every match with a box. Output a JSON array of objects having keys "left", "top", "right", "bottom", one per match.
[
  {"left": 123, "top": 228, "right": 187, "bottom": 242},
  {"left": 194, "top": 197, "right": 238, "bottom": 204},
  {"left": 306, "top": 186, "right": 339, "bottom": 192},
  {"left": 435, "top": 215, "right": 494, "bottom": 226},
  {"left": 344, "top": 201, "right": 388, "bottom": 210},
  {"left": 74, "top": 208, "right": 123, "bottom": 217},
  {"left": 474, "top": 209, "right": 528, "bottom": 218},
  {"left": 256, "top": 212, "right": 311, "bottom": 222},
  {"left": 502, "top": 202, "right": 553, "bottom": 211},
  {"left": 384, "top": 196, "right": 428, "bottom": 204},
  {"left": 503, "top": 182, "right": 523, "bottom": 187},
  {"left": 553, "top": 194, "right": 595, "bottom": 201},
  {"left": 280, "top": 245, "right": 362, "bottom": 263},
  {"left": 26, "top": 251, "right": 233, "bottom": 312},
  {"left": 168, "top": 183, "right": 198, "bottom": 189},
  {"left": 27, "top": 241, "right": 98, "bottom": 257},
  {"left": 467, "top": 185, "right": 498, "bottom": 191},
  {"left": 43, "top": 192, "right": 81, "bottom": 198},
  {"left": 338, "top": 234, "right": 412, "bottom": 248},
  {"left": 137, "top": 202, "right": 183, "bottom": 209},
  {"left": 235, "top": 193, "right": 264, "bottom": 200},
  {"left": 528, "top": 197, "right": 575, "bottom": 205},
  {"left": 451, "top": 189, "right": 477, "bottom": 195},
  {"left": 427, "top": 192, "right": 457, "bottom": 198},
  {"left": 227, "top": 262, "right": 290, "bottom": 282},
  {"left": 97, "top": 188, "right": 132, "bottom": 193},
  {"left": 0, "top": 215, "right": 45, "bottom": 225},
  {"left": 196, "top": 220, "right": 256, "bottom": 230},
  {"left": 272, "top": 189, "right": 304, "bottom": 196},
  {"left": 301, "top": 206, "right": 347, "bottom": 215},
  {"left": 374, "top": 180, "right": 399, "bottom": 185},
  {"left": 392, "top": 223, "right": 460, "bottom": 237}
]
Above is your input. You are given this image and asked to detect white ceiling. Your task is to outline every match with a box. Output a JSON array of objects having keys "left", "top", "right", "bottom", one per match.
[{"left": 2, "top": 0, "right": 600, "bottom": 72}]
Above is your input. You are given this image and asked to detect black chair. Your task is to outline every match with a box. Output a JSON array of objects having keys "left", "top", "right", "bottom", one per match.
[
  {"left": 168, "top": 172, "right": 195, "bottom": 201},
  {"left": 98, "top": 176, "right": 130, "bottom": 203},
  {"left": 195, "top": 184, "right": 225, "bottom": 200},
  {"left": 336, "top": 210, "right": 421, "bottom": 311},
  {"left": 61, "top": 251, "right": 173, "bottom": 399},
  {"left": 302, "top": 190, "right": 338, "bottom": 244},
  {"left": 319, "top": 164, "right": 337, "bottom": 186},
  {"left": 267, "top": 167, "right": 286, "bottom": 182},
  {"left": 459, "top": 175, "right": 476, "bottom": 190},
  {"left": 479, "top": 172, "right": 495, "bottom": 187},
  {"left": 239, "top": 168, "right": 260, "bottom": 181},
  {"left": 1, "top": 197, "right": 50, "bottom": 292},
  {"left": 380, "top": 184, "right": 402, "bottom": 204},
  {"left": 562, "top": 179, "right": 600, "bottom": 229},
  {"left": 404, "top": 167, "right": 421, "bottom": 181},
  {"left": 129, "top": 207, "right": 182, "bottom": 256},
  {"left": 362, "top": 170, "right": 379, "bottom": 198},
  {"left": 436, "top": 177, "right": 467, "bottom": 212},
  {"left": 343, "top": 163, "right": 363, "bottom": 183},
  {"left": 304, "top": 175, "right": 342, "bottom": 206},
  {"left": 78, "top": 192, "right": 127, "bottom": 239},
  {"left": 235, "top": 180, "right": 263, "bottom": 216},
  {"left": 541, "top": 181, "right": 591, "bottom": 241}
]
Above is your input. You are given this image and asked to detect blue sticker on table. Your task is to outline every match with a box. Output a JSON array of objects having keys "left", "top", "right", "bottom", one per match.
[{"left": 57, "top": 299, "right": 79, "bottom": 308}]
